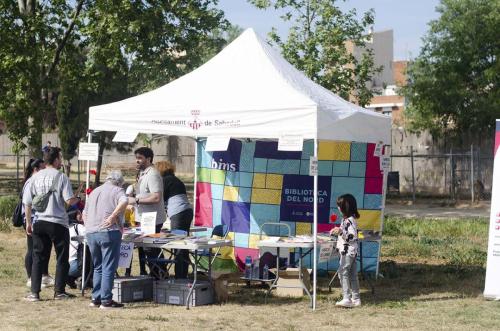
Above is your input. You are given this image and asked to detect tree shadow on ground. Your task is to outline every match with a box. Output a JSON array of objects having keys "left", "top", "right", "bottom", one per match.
[
  {"left": 228, "top": 261, "right": 486, "bottom": 306},
  {"left": 322, "top": 261, "right": 486, "bottom": 305}
]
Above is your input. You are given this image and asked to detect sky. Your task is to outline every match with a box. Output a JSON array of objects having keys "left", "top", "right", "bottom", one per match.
[{"left": 217, "top": 0, "right": 441, "bottom": 61}]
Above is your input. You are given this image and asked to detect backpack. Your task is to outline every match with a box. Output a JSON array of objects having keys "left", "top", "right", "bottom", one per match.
[
  {"left": 32, "top": 172, "right": 62, "bottom": 212},
  {"left": 11, "top": 197, "right": 24, "bottom": 227}
]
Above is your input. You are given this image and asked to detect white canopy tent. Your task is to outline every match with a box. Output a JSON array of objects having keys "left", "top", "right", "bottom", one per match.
[{"left": 88, "top": 28, "right": 391, "bottom": 310}]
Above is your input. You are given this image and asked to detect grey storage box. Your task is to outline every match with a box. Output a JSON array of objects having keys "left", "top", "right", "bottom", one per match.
[
  {"left": 112, "top": 276, "right": 154, "bottom": 303},
  {"left": 154, "top": 279, "right": 214, "bottom": 306}
]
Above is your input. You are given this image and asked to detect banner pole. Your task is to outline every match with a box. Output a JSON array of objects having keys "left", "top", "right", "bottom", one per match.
[
  {"left": 193, "top": 137, "right": 198, "bottom": 224},
  {"left": 312, "top": 138, "right": 318, "bottom": 310}
]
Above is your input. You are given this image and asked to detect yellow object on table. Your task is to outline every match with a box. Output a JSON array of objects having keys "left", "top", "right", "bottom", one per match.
[{"left": 124, "top": 208, "right": 136, "bottom": 227}]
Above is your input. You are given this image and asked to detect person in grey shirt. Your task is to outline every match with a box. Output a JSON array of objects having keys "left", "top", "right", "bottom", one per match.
[
  {"left": 83, "top": 170, "right": 128, "bottom": 309},
  {"left": 130, "top": 147, "right": 166, "bottom": 226},
  {"left": 128, "top": 147, "right": 166, "bottom": 276},
  {"left": 23, "top": 147, "right": 81, "bottom": 302}
]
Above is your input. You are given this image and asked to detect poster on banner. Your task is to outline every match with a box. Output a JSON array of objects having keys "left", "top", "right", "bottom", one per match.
[
  {"left": 380, "top": 155, "right": 391, "bottom": 173},
  {"left": 374, "top": 141, "right": 383, "bottom": 157},
  {"left": 118, "top": 242, "right": 134, "bottom": 268},
  {"left": 309, "top": 156, "right": 318, "bottom": 176},
  {"left": 484, "top": 120, "right": 500, "bottom": 300},
  {"left": 205, "top": 136, "right": 231, "bottom": 151},
  {"left": 319, "top": 242, "right": 335, "bottom": 263},
  {"left": 113, "top": 131, "right": 139, "bottom": 143},
  {"left": 141, "top": 212, "right": 157, "bottom": 235},
  {"left": 78, "top": 143, "right": 99, "bottom": 161},
  {"left": 278, "top": 135, "right": 303, "bottom": 151}
]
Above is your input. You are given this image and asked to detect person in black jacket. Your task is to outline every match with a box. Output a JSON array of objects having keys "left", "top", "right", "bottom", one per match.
[{"left": 156, "top": 161, "right": 193, "bottom": 279}]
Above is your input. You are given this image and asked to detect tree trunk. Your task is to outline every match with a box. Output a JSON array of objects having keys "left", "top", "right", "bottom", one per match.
[
  {"left": 167, "top": 136, "right": 179, "bottom": 164},
  {"left": 94, "top": 136, "right": 106, "bottom": 186},
  {"left": 64, "top": 160, "right": 71, "bottom": 177}
]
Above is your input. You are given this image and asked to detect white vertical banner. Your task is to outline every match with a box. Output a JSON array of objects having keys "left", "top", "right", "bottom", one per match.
[{"left": 484, "top": 120, "right": 500, "bottom": 300}]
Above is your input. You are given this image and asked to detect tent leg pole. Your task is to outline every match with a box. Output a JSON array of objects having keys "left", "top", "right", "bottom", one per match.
[
  {"left": 193, "top": 137, "right": 198, "bottom": 225},
  {"left": 313, "top": 138, "right": 318, "bottom": 311}
]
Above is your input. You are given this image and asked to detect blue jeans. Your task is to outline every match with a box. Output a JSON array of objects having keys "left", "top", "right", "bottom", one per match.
[
  {"left": 86, "top": 231, "right": 121, "bottom": 303},
  {"left": 68, "top": 260, "right": 80, "bottom": 278}
]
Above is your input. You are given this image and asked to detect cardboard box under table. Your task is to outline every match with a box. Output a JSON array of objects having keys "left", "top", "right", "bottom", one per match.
[
  {"left": 154, "top": 279, "right": 214, "bottom": 306},
  {"left": 112, "top": 276, "right": 154, "bottom": 303},
  {"left": 275, "top": 267, "right": 312, "bottom": 297}
]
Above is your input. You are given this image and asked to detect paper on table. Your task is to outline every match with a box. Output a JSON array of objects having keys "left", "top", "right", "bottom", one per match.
[
  {"left": 260, "top": 237, "right": 281, "bottom": 243},
  {"left": 141, "top": 212, "right": 157, "bottom": 235}
]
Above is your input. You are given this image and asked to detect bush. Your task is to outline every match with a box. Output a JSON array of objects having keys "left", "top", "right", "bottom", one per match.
[{"left": 0, "top": 195, "right": 18, "bottom": 232}]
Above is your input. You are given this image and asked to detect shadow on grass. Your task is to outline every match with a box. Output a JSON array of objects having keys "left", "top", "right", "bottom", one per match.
[
  {"left": 346, "top": 262, "right": 485, "bottom": 305},
  {"left": 227, "top": 262, "right": 486, "bottom": 307}
]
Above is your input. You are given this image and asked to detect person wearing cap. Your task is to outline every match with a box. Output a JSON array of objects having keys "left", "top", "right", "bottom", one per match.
[{"left": 83, "top": 170, "right": 128, "bottom": 309}]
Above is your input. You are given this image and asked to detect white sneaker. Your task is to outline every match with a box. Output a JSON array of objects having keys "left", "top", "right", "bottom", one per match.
[
  {"left": 42, "top": 275, "right": 55, "bottom": 287},
  {"left": 352, "top": 298, "right": 361, "bottom": 307},
  {"left": 26, "top": 278, "right": 31, "bottom": 288},
  {"left": 335, "top": 298, "right": 353, "bottom": 308}
]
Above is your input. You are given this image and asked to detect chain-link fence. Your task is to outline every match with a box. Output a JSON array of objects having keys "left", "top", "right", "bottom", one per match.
[{"left": 389, "top": 145, "right": 493, "bottom": 201}]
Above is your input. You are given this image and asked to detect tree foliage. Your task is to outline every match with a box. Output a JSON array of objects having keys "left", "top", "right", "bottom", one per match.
[
  {"left": 402, "top": 0, "right": 499, "bottom": 139},
  {"left": 249, "top": 0, "right": 381, "bottom": 107},
  {"left": 0, "top": 0, "right": 228, "bottom": 160}
]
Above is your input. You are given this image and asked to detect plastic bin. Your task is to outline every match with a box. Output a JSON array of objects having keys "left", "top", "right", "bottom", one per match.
[
  {"left": 154, "top": 279, "right": 214, "bottom": 306},
  {"left": 112, "top": 276, "right": 154, "bottom": 303}
]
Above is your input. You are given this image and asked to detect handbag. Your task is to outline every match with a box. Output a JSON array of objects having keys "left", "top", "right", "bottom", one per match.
[{"left": 32, "top": 172, "right": 62, "bottom": 212}]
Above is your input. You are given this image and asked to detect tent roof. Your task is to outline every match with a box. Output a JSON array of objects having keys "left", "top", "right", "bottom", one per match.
[{"left": 89, "top": 28, "right": 390, "bottom": 143}]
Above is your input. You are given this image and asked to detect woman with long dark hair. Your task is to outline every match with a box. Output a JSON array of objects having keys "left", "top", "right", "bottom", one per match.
[{"left": 23, "top": 158, "right": 54, "bottom": 288}]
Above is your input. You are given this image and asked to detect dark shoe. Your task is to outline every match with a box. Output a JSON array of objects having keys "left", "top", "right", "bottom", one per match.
[
  {"left": 66, "top": 279, "right": 77, "bottom": 289},
  {"left": 99, "top": 300, "right": 124, "bottom": 309},
  {"left": 24, "top": 293, "right": 40, "bottom": 302},
  {"left": 54, "top": 292, "right": 76, "bottom": 300},
  {"left": 89, "top": 299, "right": 101, "bottom": 307}
]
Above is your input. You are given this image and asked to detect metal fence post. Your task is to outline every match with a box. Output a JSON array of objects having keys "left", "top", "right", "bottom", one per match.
[
  {"left": 471, "top": 144, "right": 474, "bottom": 203},
  {"left": 410, "top": 146, "right": 415, "bottom": 202},
  {"left": 16, "top": 152, "right": 20, "bottom": 194},
  {"left": 78, "top": 159, "right": 81, "bottom": 187},
  {"left": 450, "top": 148, "right": 454, "bottom": 200}
]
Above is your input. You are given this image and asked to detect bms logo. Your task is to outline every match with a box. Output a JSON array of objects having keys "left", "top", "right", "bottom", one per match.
[{"left": 211, "top": 159, "right": 236, "bottom": 172}]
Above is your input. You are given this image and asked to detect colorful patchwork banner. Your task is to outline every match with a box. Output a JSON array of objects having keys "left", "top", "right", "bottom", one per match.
[{"left": 195, "top": 139, "right": 384, "bottom": 273}]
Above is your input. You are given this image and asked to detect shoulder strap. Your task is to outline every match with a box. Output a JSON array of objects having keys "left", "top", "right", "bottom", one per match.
[{"left": 49, "top": 172, "right": 62, "bottom": 193}]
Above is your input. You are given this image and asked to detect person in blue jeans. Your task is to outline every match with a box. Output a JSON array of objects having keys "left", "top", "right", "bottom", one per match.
[{"left": 83, "top": 170, "right": 128, "bottom": 309}]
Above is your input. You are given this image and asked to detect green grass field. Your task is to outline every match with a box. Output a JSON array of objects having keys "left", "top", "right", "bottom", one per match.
[{"left": 0, "top": 216, "right": 499, "bottom": 331}]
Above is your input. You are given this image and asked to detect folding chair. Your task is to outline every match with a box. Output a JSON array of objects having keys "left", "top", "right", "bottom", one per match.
[
  {"left": 197, "top": 224, "right": 229, "bottom": 272},
  {"left": 142, "top": 229, "right": 188, "bottom": 279}
]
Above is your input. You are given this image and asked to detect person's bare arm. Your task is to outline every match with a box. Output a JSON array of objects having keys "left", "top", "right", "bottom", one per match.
[
  {"left": 24, "top": 204, "right": 32, "bottom": 235},
  {"left": 132, "top": 192, "right": 161, "bottom": 205}
]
